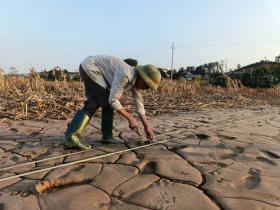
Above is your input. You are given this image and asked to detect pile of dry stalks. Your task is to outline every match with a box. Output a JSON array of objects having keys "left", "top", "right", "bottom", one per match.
[{"left": 0, "top": 72, "right": 279, "bottom": 121}]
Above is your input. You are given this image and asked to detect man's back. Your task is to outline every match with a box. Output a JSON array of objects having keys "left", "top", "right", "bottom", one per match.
[{"left": 81, "top": 55, "right": 134, "bottom": 85}]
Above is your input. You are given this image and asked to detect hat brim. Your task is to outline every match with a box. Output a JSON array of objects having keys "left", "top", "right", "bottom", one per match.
[{"left": 136, "top": 66, "right": 158, "bottom": 91}]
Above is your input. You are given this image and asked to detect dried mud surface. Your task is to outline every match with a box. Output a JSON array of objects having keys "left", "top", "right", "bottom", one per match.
[{"left": 1, "top": 107, "right": 280, "bottom": 210}]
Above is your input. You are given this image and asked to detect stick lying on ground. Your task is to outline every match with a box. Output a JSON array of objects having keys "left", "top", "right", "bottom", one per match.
[{"left": 35, "top": 177, "right": 88, "bottom": 193}]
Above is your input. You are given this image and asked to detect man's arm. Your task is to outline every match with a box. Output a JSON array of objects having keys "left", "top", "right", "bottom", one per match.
[
  {"left": 117, "top": 107, "right": 138, "bottom": 130},
  {"left": 138, "top": 113, "right": 154, "bottom": 141},
  {"left": 117, "top": 107, "right": 155, "bottom": 141},
  {"left": 108, "top": 71, "right": 143, "bottom": 136},
  {"left": 109, "top": 72, "right": 154, "bottom": 140},
  {"left": 131, "top": 89, "right": 155, "bottom": 141}
]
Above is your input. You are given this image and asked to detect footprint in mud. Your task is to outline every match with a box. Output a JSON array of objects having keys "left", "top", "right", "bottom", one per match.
[
  {"left": 233, "top": 146, "right": 245, "bottom": 154},
  {"left": 220, "top": 146, "right": 245, "bottom": 160},
  {"left": 198, "top": 120, "right": 210, "bottom": 124},
  {"left": 195, "top": 133, "right": 210, "bottom": 146},
  {"left": 218, "top": 134, "right": 237, "bottom": 140},
  {"left": 260, "top": 150, "right": 280, "bottom": 159},
  {"left": 244, "top": 168, "right": 261, "bottom": 190},
  {"left": 141, "top": 161, "right": 157, "bottom": 174},
  {"left": 173, "top": 125, "right": 188, "bottom": 129},
  {"left": 220, "top": 153, "right": 238, "bottom": 160},
  {"left": 10, "top": 127, "right": 19, "bottom": 132},
  {"left": 195, "top": 133, "right": 210, "bottom": 140},
  {"left": 168, "top": 145, "right": 189, "bottom": 152},
  {"left": 256, "top": 157, "right": 277, "bottom": 166},
  {"left": 215, "top": 143, "right": 226, "bottom": 149}
]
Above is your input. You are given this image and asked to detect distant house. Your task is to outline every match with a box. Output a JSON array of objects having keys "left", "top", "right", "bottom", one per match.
[
  {"left": 183, "top": 72, "right": 195, "bottom": 81},
  {"left": 175, "top": 71, "right": 195, "bottom": 81}
]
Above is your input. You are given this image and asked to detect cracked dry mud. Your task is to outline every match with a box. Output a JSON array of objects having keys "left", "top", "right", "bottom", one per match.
[{"left": 1, "top": 107, "right": 280, "bottom": 210}]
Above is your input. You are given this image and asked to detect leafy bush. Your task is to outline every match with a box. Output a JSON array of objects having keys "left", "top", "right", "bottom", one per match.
[
  {"left": 241, "top": 67, "right": 273, "bottom": 88},
  {"left": 124, "top": 58, "right": 138, "bottom": 67}
]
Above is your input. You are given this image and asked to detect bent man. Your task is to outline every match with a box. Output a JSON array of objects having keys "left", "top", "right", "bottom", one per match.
[{"left": 64, "top": 55, "right": 161, "bottom": 149}]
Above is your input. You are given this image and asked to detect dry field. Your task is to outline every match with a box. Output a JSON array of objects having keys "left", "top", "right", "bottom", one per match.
[
  {"left": 1, "top": 72, "right": 280, "bottom": 209},
  {"left": 1, "top": 72, "right": 280, "bottom": 121}
]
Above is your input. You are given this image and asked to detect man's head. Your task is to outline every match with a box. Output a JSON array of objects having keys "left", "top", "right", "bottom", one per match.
[{"left": 135, "top": 64, "right": 161, "bottom": 91}]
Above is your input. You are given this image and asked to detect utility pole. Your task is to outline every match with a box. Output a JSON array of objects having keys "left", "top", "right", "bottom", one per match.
[
  {"left": 170, "top": 42, "right": 175, "bottom": 79},
  {"left": 225, "top": 59, "right": 228, "bottom": 72}
]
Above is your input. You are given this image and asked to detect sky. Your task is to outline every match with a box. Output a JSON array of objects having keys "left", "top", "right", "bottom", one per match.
[{"left": 0, "top": 0, "right": 280, "bottom": 73}]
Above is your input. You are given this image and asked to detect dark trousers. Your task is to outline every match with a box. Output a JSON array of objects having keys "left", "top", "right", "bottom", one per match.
[
  {"left": 79, "top": 65, "right": 111, "bottom": 116},
  {"left": 79, "top": 65, "right": 114, "bottom": 139}
]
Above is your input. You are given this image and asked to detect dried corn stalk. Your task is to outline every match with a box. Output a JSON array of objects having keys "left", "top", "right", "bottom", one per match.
[{"left": 0, "top": 74, "right": 279, "bottom": 121}]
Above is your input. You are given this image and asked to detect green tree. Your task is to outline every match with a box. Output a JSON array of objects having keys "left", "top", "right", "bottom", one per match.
[
  {"left": 241, "top": 72, "right": 252, "bottom": 87},
  {"left": 253, "top": 68, "right": 271, "bottom": 87},
  {"left": 242, "top": 67, "right": 273, "bottom": 88},
  {"left": 271, "top": 66, "right": 280, "bottom": 84},
  {"left": 71, "top": 74, "right": 81, "bottom": 82}
]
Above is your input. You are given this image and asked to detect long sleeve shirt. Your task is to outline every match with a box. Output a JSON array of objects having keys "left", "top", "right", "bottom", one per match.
[{"left": 81, "top": 55, "right": 145, "bottom": 115}]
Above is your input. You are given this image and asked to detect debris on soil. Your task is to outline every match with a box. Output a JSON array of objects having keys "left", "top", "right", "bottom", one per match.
[{"left": 35, "top": 178, "right": 87, "bottom": 193}]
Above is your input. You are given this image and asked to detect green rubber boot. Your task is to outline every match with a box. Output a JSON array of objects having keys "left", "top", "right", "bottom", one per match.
[
  {"left": 101, "top": 109, "right": 123, "bottom": 144},
  {"left": 64, "top": 111, "right": 92, "bottom": 150}
]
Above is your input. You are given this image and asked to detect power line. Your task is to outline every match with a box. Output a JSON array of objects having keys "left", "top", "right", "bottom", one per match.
[
  {"left": 176, "top": 38, "right": 280, "bottom": 49},
  {"left": 175, "top": 33, "right": 280, "bottom": 46}
]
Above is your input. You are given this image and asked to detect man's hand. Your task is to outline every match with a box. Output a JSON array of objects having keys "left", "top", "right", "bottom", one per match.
[
  {"left": 117, "top": 108, "right": 155, "bottom": 141},
  {"left": 138, "top": 114, "right": 155, "bottom": 141},
  {"left": 128, "top": 117, "right": 139, "bottom": 131},
  {"left": 144, "top": 126, "right": 155, "bottom": 141},
  {"left": 117, "top": 108, "right": 140, "bottom": 132}
]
